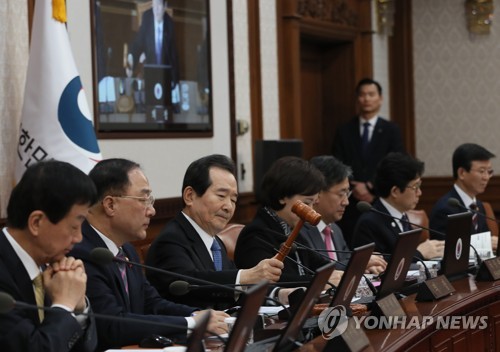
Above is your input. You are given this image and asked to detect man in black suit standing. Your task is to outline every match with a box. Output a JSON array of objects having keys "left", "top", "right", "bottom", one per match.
[
  {"left": 69, "top": 158, "right": 228, "bottom": 351},
  {"left": 146, "top": 154, "right": 285, "bottom": 310},
  {"left": 0, "top": 160, "right": 97, "bottom": 352},
  {"left": 429, "top": 143, "right": 496, "bottom": 250},
  {"left": 301, "top": 155, "right": 387, "bottom": 274},
  {"left": 353, "top": 153, "right": 444, "bottom": 261},
  {"left": 332, "top": 78, "right": 405, "bottom": 246},
  {"left": 128, "top": 0, "right": 180, "bottom": 101}
]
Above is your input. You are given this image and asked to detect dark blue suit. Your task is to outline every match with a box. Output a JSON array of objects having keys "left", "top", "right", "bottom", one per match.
[
  {"left": 352, "top": 199, "right": 424, "bottom": 260},
  {"left": 0, "top": 232, "right": 96, "bottom": 352},
  {"left": 333, "top": 117, "right": 405, "bottom": 246},
  {"left": 429, "top": 188, "right": 488, "bottom": 240},
  {"left": 146, "top": 212, "right": 238, "bottom": 310},
  {"left": 70, "top": 221, "right": 196, "bottom": 351},
  {"left": 130, "top": 9, "right": 179, "bottom": 87}
]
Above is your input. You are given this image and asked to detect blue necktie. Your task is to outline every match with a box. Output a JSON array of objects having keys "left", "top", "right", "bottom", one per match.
[
  {"left": 361, "top": 122, "right": 370, "bottom": 159},
  {"left": 211, "top": 239, "right": 222, "bottom": 271},
  {"left": 156, "top": 26, "right": 162, "bottom": 64}
]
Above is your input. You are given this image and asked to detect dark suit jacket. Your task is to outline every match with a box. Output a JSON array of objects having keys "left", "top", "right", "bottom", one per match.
[
  {"left": 70, "top": 221, "right": 196, "bottom": 351},
  {"left": 0, "top": 232, "right": 96, "bottom": 352},
  {"left": 352, "top": 199, "right": 424, "bottom": 260},
  {"left": 234, "top": 208, "right": 330, "bottom": 284},
  {"left": 333, "top": 116, "right": 405, "bottom": 183},
  {"left": 429, "top": 188, "right": 488, "bottom": 240},
  {"left": 146, "top": 212, "right": 238, "bottom": 310},
  {"left": 131, "top": 9, "right": 179, "bottom": 86},
  {"left": 332, "top": 117, "right": 405, "bottom": 246},
  {"left": 300, "top": 223, "right": 351, "bottom": 268}
]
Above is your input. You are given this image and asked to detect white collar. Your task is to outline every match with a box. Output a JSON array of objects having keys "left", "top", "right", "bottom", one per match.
[{"left": 3, "top": 227, "right": 40, "bottom": 280}]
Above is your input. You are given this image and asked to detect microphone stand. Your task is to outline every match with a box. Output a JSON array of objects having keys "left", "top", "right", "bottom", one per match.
[
  {"left": 448, "top": 197, "right": 499, "bottom": 257},
  {"left": 91, "top": 248, "right": 291, "bottom": 318},
  {"left": 0, "top": 293, "right": 226, "bottom": 344}
]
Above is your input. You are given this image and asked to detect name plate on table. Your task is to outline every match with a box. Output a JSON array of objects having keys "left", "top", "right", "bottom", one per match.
[
  {"left": 476, "top": 257, "right": 500, "bottom": 281},
  {"left": 415, "top": 275, "right": 455, "bottom": 301},
  {"left": 327, "top": 318, "right": 371, "bottom": 352},
  {"left": 371, "top": 293, "right": 406, "bottom": 321}
]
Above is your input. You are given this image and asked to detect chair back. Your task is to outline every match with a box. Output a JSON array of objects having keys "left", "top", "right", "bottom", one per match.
[{"left": 217, "top": 224, "right": 244, "bottom": 260}]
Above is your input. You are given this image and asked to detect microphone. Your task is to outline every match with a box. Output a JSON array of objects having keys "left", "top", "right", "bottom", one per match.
[
  {"left": 357, "top": 201, "right": 479, "bottom": 275},
  {"left": 357, "top": 201, "right": 447, "bottom": 239},
  {"left": 91, "top": 247, "right": 246, "bottom": 290},
  {"left": 447, "top": 198, "right": 497, "bottom": 221},
  {"left": 90, "top": 248, "right": 291, "bottom": 317},
  {"left": 448, "top": 198, "right": 500, "bottom": 258},
  {"left": 169, "top": 280, "right": 311, "bottom": 296},
  {"left": 0, "top": 292, "right": 227, "bottom": 342}
]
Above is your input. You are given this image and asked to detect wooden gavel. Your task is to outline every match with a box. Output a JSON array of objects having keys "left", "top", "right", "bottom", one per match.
[{"left": 273, "top": 200, "right": 321, "bottom": 262}]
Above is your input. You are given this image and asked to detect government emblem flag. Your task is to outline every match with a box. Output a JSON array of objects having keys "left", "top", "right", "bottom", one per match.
[{"left": 15, "top": 0, "right": 101, "bottom": 182}]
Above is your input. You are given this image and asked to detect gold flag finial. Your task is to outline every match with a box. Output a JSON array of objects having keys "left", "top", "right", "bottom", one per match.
[{"left": 52, "top": 0, "right": 67, "bottom": 23}]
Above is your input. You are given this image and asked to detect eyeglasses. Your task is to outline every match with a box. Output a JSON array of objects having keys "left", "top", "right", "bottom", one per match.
[
  {"left": 329, "top": 188, "right": 352, "bottom": 199},
  {"left": 114, "top": 194, "right": 155, "bottom": 207},
  {"left": 406, "top": 182, "right": 422, "bottom": 192},
  {"left": 470, "top": 168, "right": 494, "bottom": 177}
]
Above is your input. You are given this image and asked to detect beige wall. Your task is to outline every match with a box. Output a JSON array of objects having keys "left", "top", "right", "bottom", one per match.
[{"left": 413, "top": 0, "right": 500, "bottom": 176}]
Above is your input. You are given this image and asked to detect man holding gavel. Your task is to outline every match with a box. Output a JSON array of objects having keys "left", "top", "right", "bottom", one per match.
[{"left": 146, "top": 154, "right": 287, "bottom": 310}]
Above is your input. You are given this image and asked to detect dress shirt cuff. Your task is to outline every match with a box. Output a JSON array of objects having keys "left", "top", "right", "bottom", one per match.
[
  {"left": 51, "top": 297, "right": 89, "bottom": 329},
  {"left": 234, "top": 270, "right": 246, "bottom": 300},
  {"left": 266, "top": 287, "right": 281, "bottom": 306},
  {"left": 185, "top": 317, "right": 196, "bottom": 335}
]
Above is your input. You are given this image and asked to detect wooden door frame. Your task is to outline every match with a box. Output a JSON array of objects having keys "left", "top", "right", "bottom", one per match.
[{"left": 276, "top": 0, "right": 374, "bottom": 140}]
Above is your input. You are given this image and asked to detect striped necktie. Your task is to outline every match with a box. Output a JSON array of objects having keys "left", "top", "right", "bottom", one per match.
[
  {"left": 116, "top": 247, "right": 129, "bottom": 297},
  {"left": 470, "top": 202, "right": 479, "bottom": 232}
]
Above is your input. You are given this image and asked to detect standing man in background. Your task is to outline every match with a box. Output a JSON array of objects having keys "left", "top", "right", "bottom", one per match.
[
  {"left": 332, "top": 78, "right": 405, "bottom": 246},
  {"left": 128, "top": 0, "right": 180, "bottom": 105}
]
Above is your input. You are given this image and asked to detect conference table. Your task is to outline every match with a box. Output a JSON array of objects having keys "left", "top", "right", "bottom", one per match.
[
  {"left": 122, "top": 275, "right": 500, "bottom": 351},
  {"left": 299, "top": 275, "right": 500, "bottom": 351}
]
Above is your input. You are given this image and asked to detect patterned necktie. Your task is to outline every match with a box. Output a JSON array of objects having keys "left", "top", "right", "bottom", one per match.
[
  {"left": 33, "top": 274, "right": 44, "bottom": 322},
  {"left": 322, "top": 226, "right": 337, "bottom": 260},
  {"left": 156, "top": 25, "right": 162, "bottom": 64},
  {"left": 470, "top": 202, "right": 479, "bottom": 232},
  {"left": 401, "top": 213, "right": 412, "bottom": 232},
  {"left": 116, "top": 247, "right": 129, "bottom": 297},
  {"left": 211, "top": 239, "right": 223, "bottom": 271},
  {"left": 361, "top": 122, "right": 370, "bottom": 159}
]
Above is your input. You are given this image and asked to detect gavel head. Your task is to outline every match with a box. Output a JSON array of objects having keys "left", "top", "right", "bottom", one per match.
[{"left": 291, "top": 200, "right": 321, "bottom": 225}]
